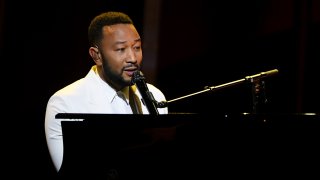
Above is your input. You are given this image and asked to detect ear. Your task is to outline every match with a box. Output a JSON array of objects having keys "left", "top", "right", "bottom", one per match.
[{"left": 89, "top": 47, "right": 102, "bottom": 65}]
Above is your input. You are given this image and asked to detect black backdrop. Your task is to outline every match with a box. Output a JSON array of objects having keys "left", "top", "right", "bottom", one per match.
[{"left": 1, "top": 0, "right": 319, "bottom": 178}]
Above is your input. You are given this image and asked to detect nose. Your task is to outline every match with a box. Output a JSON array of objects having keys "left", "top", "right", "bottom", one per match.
[{"left": 126, "top": 48, "right": 138, "bottom": 63}]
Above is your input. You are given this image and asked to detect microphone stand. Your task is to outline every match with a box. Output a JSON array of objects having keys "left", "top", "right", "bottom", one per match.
[{"left": 156, "top": 69, "right": 279, "bottom": 112}]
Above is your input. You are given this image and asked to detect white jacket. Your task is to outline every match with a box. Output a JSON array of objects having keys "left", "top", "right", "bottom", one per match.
[{"left": 45, "top": 66, "right": 168, "bottom": 171}]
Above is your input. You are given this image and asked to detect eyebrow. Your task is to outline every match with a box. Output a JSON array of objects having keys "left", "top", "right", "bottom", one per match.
[{"left": 115, "top": 38, "right": 141, "bottom": 45}]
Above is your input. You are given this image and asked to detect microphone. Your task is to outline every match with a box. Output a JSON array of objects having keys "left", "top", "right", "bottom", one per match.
[{"left": 131, "top": 71, "right": 159, "bottom": 115}]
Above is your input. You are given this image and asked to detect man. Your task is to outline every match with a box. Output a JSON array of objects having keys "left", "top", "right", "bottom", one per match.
[{"left": 44, "top": 11, "right": 168, "bottom": 172}]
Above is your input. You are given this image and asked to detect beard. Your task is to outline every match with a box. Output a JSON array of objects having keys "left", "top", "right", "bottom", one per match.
[{"left": 101, "top": 55, "right": 132, "bottom": 90}]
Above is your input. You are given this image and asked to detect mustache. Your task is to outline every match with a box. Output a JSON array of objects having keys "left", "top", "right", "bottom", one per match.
[{"left": 123, "top": 63, "right": 140, "bottom": 70}]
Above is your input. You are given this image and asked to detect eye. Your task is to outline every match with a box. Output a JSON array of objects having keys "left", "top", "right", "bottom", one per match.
[
  {"left": 116, "top": 48, "right": 125, "bottom": 52},
  {"left": 133, "top": 46, "right": 141, "bottom": 51}
]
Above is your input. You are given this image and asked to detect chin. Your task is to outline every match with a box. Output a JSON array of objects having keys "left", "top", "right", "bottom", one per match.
[{"left": 122, "top": 78, "right": 132, "bottom": 86}]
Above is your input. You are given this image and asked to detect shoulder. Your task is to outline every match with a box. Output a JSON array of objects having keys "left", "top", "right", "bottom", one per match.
[
  {"left": 54, "top": 78, "right": 86, "bottom": 97},
  {"left": 48, "top": 77, "right": 91, "bottom": 105},
  {"left": 147, "top": 83, "right": 162, "bottom": 93},
  {"left": 146, "top": 83, "right": 168, "bottom": 114},
  {"left": 52, "top": 66, "right": 98, "bottom": 98},
  {"left": 146, "top": 83, "right": 166, "bottom": 100}
]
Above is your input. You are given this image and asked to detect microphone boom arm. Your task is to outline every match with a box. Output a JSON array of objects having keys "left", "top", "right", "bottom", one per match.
[{"left": 156, "top": 69, "right": 279, "bottom": 108}]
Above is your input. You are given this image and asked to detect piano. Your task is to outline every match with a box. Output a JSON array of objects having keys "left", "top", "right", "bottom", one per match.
[{"left": 57, "top": 113, "right": 320, "bottom": 179}]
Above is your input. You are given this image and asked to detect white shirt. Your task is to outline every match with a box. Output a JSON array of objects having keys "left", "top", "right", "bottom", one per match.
[{"left": 44, "top": 65, "right": 168, "bottom": 171}]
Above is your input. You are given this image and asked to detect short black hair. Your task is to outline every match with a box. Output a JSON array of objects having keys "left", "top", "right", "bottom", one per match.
[{"left": 88, "top": 11, "right": 134, "bottom": 46}]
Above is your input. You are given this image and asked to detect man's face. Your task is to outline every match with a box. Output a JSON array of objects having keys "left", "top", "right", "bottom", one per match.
[{"left": 99, "top": 24, "right": 142, "bottom": 90}]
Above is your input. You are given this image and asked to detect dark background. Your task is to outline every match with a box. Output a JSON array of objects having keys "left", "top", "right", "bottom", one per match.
[{"left": 1, "top": 0, "right": 319, "bottom": 178}]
